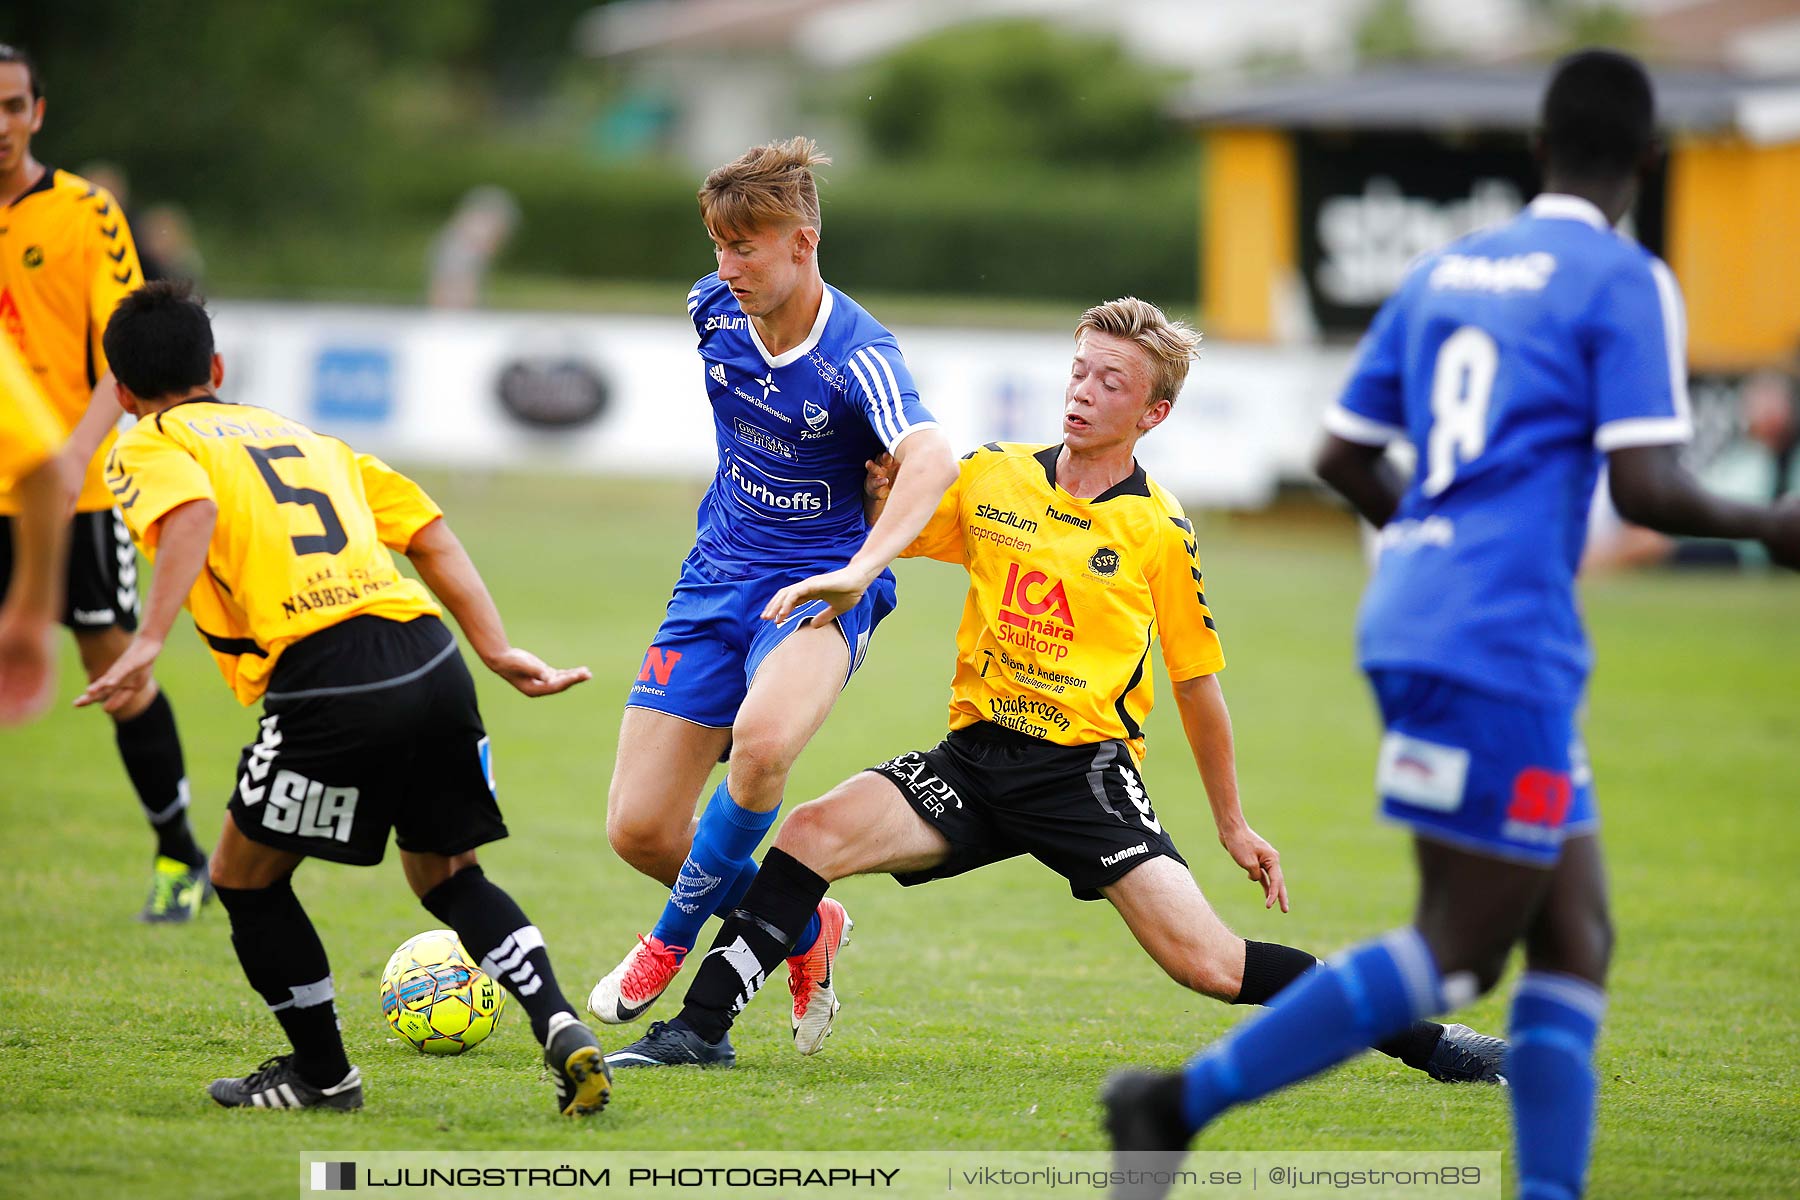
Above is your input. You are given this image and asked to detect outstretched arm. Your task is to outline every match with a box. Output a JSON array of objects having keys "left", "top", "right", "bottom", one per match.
[
  {"left": 1172, "top": 672, "right": 1288, "bottom": 912},
  {"left": 404, "top": 517, "right": 591, "bottom": 696},
  {"left": 75, "top": 498, "right": 216, "bottom": 714},
  {"left": 764, "top": 428, "right": 958, "bottom": 625},
  {"left": 1608, "top": 444, "right": 1800, "bottom": 567}
]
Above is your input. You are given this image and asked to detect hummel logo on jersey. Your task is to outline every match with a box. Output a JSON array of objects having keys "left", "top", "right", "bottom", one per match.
[
  {"left": 709, "top": 362, "right": 728, "bottom": 387},
  {"left": 1045, "top": 505, "right": 1092, "bottom": 531},
  {"left": 756, "top": 371, "right": 781, "bottom": 401}
]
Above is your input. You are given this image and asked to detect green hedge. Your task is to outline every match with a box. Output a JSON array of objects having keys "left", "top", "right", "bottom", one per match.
[
  {"left": 202, "top": 144, "right": 1198, "bottom": 306},
  {"left": 372, "top": 146, "right": 1198, "bottom": 306}
]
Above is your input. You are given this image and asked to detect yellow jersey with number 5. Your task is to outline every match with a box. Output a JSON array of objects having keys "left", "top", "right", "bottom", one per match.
[{"left": 104, "top": 398, "right": 441, "bottom": 704}]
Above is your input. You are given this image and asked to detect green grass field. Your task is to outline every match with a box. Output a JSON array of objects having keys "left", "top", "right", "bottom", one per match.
[{"left": 2, "top": 473, "right": 1795, "bottom": 1198}]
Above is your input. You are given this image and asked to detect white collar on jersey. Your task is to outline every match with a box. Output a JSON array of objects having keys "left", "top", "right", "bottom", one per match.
[
  {"left": 746, "top": 284, "right": 835, "bottom": 369},
  {"left": 1526, "top": 193, "right": 1610, "bottom": 230}
]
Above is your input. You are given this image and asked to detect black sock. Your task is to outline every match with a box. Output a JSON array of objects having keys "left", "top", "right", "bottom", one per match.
[
  {"left": 1371, "top": 1020, "right": 1446, "bottom": 1068},
  {"left": 1235, "top": 940, "right": 1444, "bottom": 1065},
  {"left": 420, "top": 865, "right": 573, "bottom": 1045},
  {"left": 214, "top": 877, "right": 350, "bottom": 1088},
  {"left": 1235, "top": 940, "right": 1321, "bottom": 1005},
  {"left": 677, "top": 846, "right": 828, "bottom": 1045},
  {"left": 115, "top": 691, "right": 205, "bottom": 869}
]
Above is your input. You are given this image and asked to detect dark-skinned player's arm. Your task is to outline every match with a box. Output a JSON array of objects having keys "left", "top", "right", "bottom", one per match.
[
  {"left": 1607, "top": 443, "right": 1800, "bottom": 569},
  {"left": 75, "top": 498, "right": 216, "bottom": 714},
  {"left": 1315, "top": 435, "right": 1404, "bottom": 529},
  {"left": 403, "top": 517, "right": 592, "bottom": 697}
]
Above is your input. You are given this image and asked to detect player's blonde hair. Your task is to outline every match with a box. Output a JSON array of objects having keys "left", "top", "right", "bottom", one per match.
[
  {"left": 1076, "top": 297, "right": 1203, "bottom": 408},
  {"left": 699, "top": 137, "right": 831, "bottom": 239}
]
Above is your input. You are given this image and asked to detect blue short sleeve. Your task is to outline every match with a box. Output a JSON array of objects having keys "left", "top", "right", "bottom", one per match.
[
  {"left": 1326, "top": 291, "right": 1409, "bottom": 445},
  {"left": 844, "top": 341, "right": 937, "bottom": 453},
  {"left": 1589, "top": 257, "right": 1693, "bottom": 451}
]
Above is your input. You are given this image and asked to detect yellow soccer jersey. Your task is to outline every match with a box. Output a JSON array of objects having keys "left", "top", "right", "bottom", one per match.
[
  {"left": 0, "top": 167, "right": 144, "bottom": 515},
  {"left": 904, "top": 442, "right": 1225, "bottom": 759},
  {"left": 104, "top": 399, "right": 443, "bottom": 704},
  {"left": 0, "top": 338, "right": 64, "bottom": 488}
]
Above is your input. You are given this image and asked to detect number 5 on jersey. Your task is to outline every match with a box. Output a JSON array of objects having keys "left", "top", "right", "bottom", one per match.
[
  {"left": 1423, "top": 326, "right": 1498, "bottom": 498},
  {"left": 247, "top": 444, "right": 349, "bottom": 555}
]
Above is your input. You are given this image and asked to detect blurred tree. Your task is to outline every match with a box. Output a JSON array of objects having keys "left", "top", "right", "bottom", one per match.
[
  {"left": 1, "top": 0, "right": 599, "bottom": 219},
  {"left": 1355, "top": 0, "right": 1429, "bottom": 63},
  {"left": 849, "top": 20, "right": 1184, "bottom": 168}
]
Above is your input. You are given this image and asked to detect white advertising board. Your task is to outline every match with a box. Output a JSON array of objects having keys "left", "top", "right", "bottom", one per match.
[{"left": 208, "top": 302, "right": 1354, "bottom": 508}]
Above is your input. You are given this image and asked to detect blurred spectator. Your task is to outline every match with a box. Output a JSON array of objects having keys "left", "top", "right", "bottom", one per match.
[
  {"left": 427, "top": 185, "right": 520, "bottom": 309},
  {"left": 137, "top": 204, "right": 204, "bottom": 285},
  {"left": 1585, "top": 368, "right": 1800, "bottom": 572},
  {"left": 78, "top": 161, "right": 201, "bottom": 284}
]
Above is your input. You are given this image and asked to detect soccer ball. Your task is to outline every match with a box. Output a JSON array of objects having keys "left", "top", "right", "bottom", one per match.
[{"left": 378, "top": 929, "right": 506, "bottom": 1055}]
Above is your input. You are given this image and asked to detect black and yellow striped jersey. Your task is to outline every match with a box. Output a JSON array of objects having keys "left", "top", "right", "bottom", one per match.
[
  {"left": 0, "top": 167, "right": 144, "bottom": 514},
  {"left": 904, "top": 442, "right": 1224, "bottom": 760},
  {"left": 105, "top": 399, "right": 442, "bottom": 704},
  {"left": 0, "top": 338, "right": 64, "bottom": 488}
]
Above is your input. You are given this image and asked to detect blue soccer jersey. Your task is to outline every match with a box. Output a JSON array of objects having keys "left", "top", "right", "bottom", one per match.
[
  {"left": 1326, "top": 194, "right": 1692, "bottom": 711},
  {"left": 686, "top": 273, "right": 938, "bottom": 576}
]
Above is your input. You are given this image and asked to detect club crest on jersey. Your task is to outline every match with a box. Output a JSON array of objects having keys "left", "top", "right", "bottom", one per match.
[
  {"left": 22, "top": 245, "right": 44, "bottom": 269},
  {"left": 803, "top": 399, "right": 830, "bottom": 432},
  {"left": 1087, "top": 547, "right": 1120, "bottom": 579}
]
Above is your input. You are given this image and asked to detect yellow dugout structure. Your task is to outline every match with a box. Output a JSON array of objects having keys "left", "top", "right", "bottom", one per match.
[{"left": 1179, "top": 67, "right": 1800, "bottom": 371}]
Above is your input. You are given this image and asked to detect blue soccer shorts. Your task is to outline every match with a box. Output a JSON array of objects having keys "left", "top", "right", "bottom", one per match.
[
  {"left": 625, "top": 550, "right": 898, "bottom": 729},
  {"left": 1367, "top": 669, "right": 1598, "bottom": 868}
]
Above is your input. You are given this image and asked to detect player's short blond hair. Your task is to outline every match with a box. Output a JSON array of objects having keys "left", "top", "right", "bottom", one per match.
[
  {"left": 699, "top": 137, "right": 831, "bottom": 239},
  {"left": 1076, "top": 297, "right": 1202, "bottom": 408}
]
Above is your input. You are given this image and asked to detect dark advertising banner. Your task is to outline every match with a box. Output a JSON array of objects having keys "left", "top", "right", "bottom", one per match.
[{"left": 1295, "top": 130, "right": 1667, "bottom": 335}]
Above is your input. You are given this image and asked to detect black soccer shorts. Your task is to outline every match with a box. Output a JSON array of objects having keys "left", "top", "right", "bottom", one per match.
[
  {"left": 870, "top": 721, "right": 1186, "bottom": 900},
  {"left": 226, "top": 614, "right": 508, "bottom": 866},
  {"left": 0, "top": 508, "right": 139, "bottom": 631}
]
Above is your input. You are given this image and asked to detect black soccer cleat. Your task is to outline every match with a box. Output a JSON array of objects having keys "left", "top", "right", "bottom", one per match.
[
  {"left": 604, "top": 1019, "right": 735, "bottom": 1070},
  {"left": 1424, "top": 1023, "right": 1509, "bottom": 1084},
  {"left": 140, "top": 856, "right": 211, "bottom": 923},
  {"left": 545, "top": 1012, "right": 612, "bottom": 1116},
  {"left": 1100, "top": 1069, "right": 1191, "bottom": 1200},
  {"left": 207, "top": 1055, "right": 363, "bottom": 1110}
]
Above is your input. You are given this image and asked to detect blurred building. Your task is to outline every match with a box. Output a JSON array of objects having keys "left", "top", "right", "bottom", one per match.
[{"left": 577, "top": 0, "right": 1800, "bottom": 171}]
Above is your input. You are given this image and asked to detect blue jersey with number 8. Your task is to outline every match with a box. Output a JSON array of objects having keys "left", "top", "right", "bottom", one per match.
[{"left": 1325, "top": 194, "right": 1692, "bottom": 710}]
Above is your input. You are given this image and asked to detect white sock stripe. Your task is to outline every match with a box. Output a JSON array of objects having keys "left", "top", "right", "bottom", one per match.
[
  {"left": 1517, "top": 971, "right": 1608, "bottom": 1023},
  {"left": 481, "top": 926, "right": 544, "bottom": 979},
  {"left": 517, "top": 975, "right": 543, "bottom": 996},
  {"left": 290, "top": 977, "right": 336, "bottom": 1009},
  {"left": 146, "top": 779, "right": 192, "bottom": 824},
  {"left": 486, "top": 945, "right": 526, "bottom": 976},
  {"left": 1382, "top": 928, "right": 1444, "bottom": 1019}
]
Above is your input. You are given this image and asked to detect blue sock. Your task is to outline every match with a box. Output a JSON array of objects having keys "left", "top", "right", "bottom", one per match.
[
  {"left": 715, "top": 858, "right": 759, "bottom": 916},
  {"left": 789, "top": 911, "right": 823, "bottom": 958},
  {"left": 650, "top": 780, "right": 778, "bottom": 951},
  {"left": 1510, "top": 971, "right": 1605, "bottom": 1200},
  {"left": 710, "top": 860, "right": 824, "bottom": 957},
  {"left": 1180, "top": 928, "right": 1447, "bottom": 1132}
]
